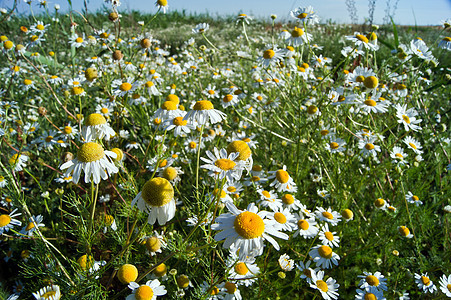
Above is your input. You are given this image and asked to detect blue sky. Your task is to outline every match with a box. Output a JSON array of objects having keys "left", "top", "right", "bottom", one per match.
[{"left": 7, "top": 0, "right": 451, "bottom": 25}]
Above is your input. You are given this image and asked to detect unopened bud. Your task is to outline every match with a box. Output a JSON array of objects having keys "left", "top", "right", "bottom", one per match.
[{"left": 108, "top": 12, "right": 119, "bottom": 22}]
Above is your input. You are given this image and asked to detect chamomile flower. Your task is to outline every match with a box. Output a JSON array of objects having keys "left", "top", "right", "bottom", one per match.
[
  {"left": 184, "top": 136, "right": 204, "bottom": 153},
  {"left": 9, "top": 153, "right": 28, "bottom": 171},
  {"left": 355, "top": 94, "right": 389, "bottom": 114},
  {"left": 410, "top": 39, "right": 433, "bottom": 60},
  {"left": 326, "top": 138, "right": 346, "bottom": 153},
  {"left": 438, "top": 274, "right": 451, "bottom": 297},
  {"left": 131, "top": 177, "right": 176, "bottom": 225},
  {"left": 155, "top": 0, "right": 168, "bottom": 13},
  {"left": 315, "top": 207, "right": 342, "bottom": 226},
  {"left": 81, "top": 113, "right": 116, "bottom": 141},
  {"left": 257, "top": 48, "right": 284, "bottom": 68},
  {"left": 309, "top": 245, "right": 340, "bottom": 269},
  {"left": 415, "top": 273, "right": 437, "bottom": 293},
  {"left": 183, "top": 100, "right": 226, "bottom": 125},
  {"left": 297, "top": 260, "right": 319, "bottom": 283},
  {"left": 309, "top": 270, "right": 340, "bottom": 300},
  {"left": 266, "top": 207, "right": 297, "bottom": 232},
  {"left": 227, "top": 249, "right": 260, "bottom": 287},
  {"left": 390, "top": 146, "right": 408, "bottom": 166},
  {"left": 318, "top": 224, "right": 340, "bottom": 248},
  {"left": 126, "top": 279, "right": 167, "bottom": 300},
  {"left": 438, "top": 37, "right": 451, "bottom": 50},
  {"left": 221, "top": 94, "right": 239, "bottom": 109},
  {"left": 290, "top": 6, "right": 320, "bottom": 25},
  {"left": 20, "top": 215, "right": 44, "bottom": 236},
  {"left": 281, "top": 193, "right": 303, "bottom": 211},
  {"left": 374, "top": 198, "right": 388, "bottom": 210},
  {"left": 212, "top": 202, "right": 289, "bottom": 260},
  {"left": 286, "top": 27, "right": 312, "bottom": 47},
  {"left": 406, "top": 191, "right": 423, "bottom": 206},
  {"left": 358, "top": 271, "right": 388, "bottom": 292},
  {"left": 69, "top": 33, "right": 88, "bottom": 48},
  {"left": 347, "top": 32, "right": 379, "bottom": 51},
  {"left": 192, "top": 23, "right": 209, "bottom": 34},
  {"left": 398, "top": 226, "right": 413, "bottom": 238},
  {"left": 60, "top": 141, "right": 119, "bottom": 184},
  {"left": 278, "top": 253, "right": 295, "bottom": 271},
  {"left": 293, "top": 215, "right": 319, "bottom": 239},
  {"left": 32, "top": 285, "right": 61, "bottom": 300},
  {"left": 0, "top": 208, "right": 22, "bottom": 234},
  {"left": 358, "top": 137, "right": 381, "bottom": 158},
  {"left": 355, "top": 287, "right": 385, "bottom": 300},
  {"left": 218, "top": 281, "right": 242, "bottom": 300},
  {"left": 112, "top": 78, "right": 136, "bottom": 97},
  {"left": 164, "top": 113, "right": 195, "bottom": 137},
  {"left": 403, "top": 136, "right": 423, "bottom": 154},
  {"left": 0, "top": 175, "right": 8, "bottom": 188},
  {"left": 201, "top": 148, "right": 245, "bottom": 182},
  {"left": 257, "top": 188, "right": 283, "bottom": 211},
  {"left": 268, "top": 165, "right": 296, "bottom": 192},
  {"left": 395, "top": 104, "right": 422, "bottom": 131}
]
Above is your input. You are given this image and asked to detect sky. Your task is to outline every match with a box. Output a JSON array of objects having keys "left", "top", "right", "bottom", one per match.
[{"left": 5, "top": 0, "right": 451, "bottom": 25}]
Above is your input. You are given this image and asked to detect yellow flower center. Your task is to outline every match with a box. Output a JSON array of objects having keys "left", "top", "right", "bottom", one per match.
[
  {"left": 446, "top": 284, "right": 451, "bottom": 292},
  {"left": 307, "top": 105, "right": 318, "bottom": 114},
  {"left": 223, "top": 94, "right": 234, "bottom": 103},
  {"left": 364, "top": 293, "right": 377, "bottom": 300},
  {"left": 398, "top": 226, "right": 410, "bottom": 236},
  {"left": 322, "top": 211, "right": 333, "bottom": 219},
  {"left": 24, "top": 79, "right": 32, "bottom": 85},
  {"left": 395, "top": 153, "right": 403, "bottom": 159},
  {"left": 76, "top": 37, "right": 83, "bottom": 43},
  {"left": 263, "top": 49, "right": 275, "bottom": 59},
  {"left": 276, "top": 169, "right": 289, "bottom": 183},
  {"left": 177, "top": 275, "right": 190, "bottom": 288},
  {"left": 224, "top": 282, "right": 236, "bottom": 294},
  {"left": 3, "top": 40, "right": 13, "bottom": 49},
  {"left": 214, "top": 158, "right": 236, "bottom": 171},
  {"left": 120, "top": 82, "right": 132, "bottom": 91},
  {"left": 161, "top": 101, "right": 177, "bottom": 110},
  {"left": 421, "top": 276, "right": 431, "bottom": 286},
  {"left": 104, "top": 214, "right": 114, "bottom": 226},
  {"left": 227, "top": 186, "right": 236, "bottom": 193},
  {"left": 303, "top": 268, "right": 312, "bottom": 277},
  {"left": 193, "top": 100, "right": 214, "bottom": 110},
  {"left": 365, "top": 143, "right": 375, "bottom": 150},
  {"left": 163, "top": 167, "right": 178, "bottom": 181},
  {"left": 364, "top": 99, "right": 377, "bottom": 107},
  {"left": 320, "top": 129, "right": 329, "bottom": 136},
  {"left": 135, "top": 285, "right": 154, "bottom": 300},
  {"left": 234, "top": 211, "right": 265, "bottom": 239},
  {"left": 282, "top": 194, "right": 294, "bottom": 205},
  {"left": 366, "top": 275, "right": 380, "bottom": 286},
  {"left": 0, "top": 214, "right": 11, "bottom": 227},
  {"left": 101, "top": 107, "right": 109, "bottom": 114},
  {"left": 63, "top": 126, "right": 73, "bottom": 134},
  {"left": 227, "top": 140, "right": 251, "bottom": 161},
  {"left": 189, "top": 141, "right": 197, "bottom": 149},
  {"left": 318, "top": 245, "right": 333, "bottom": 259},
  {"left": 111, "top": 148, "right": 124, "bottom": 161},
  {"left": 274, "top": 212, "right": 287, "bottom": 224},
  {"left": 141, "top": 177, "right": 174, "bottom": 207},
  {"left": 297, "top": 219, "right": 309, "bottom": 230},
  {"left": 85, "top": 113, "right": 107, "bottom": 126},
  {"left": 42, "top": 291, "right": 57, "bottom": 299},
  {"left": 374, "top": 198, "right": 385, "bottom": 207},
  {"left": 443, "top": 37, "right": 451, "bottom": 42},
  {"left": 356, "top": 75, "right": 365, "bottom": 83},
  {"left": 72, "top": 86, "right": 84, "bottom": 95},
  {"left": 45, "top": 136, "right": 53, "bottom": 142},
  {"left": 77, "top": 254, "right": 94, "bottom": 270},
  {"left": 117, "top": 264, "right": 138, "bottom": 284},
  {"left": 251, "top": 176, "right": 260, "bottom": 182},
  {"left": 316, "top": 280, "right": 329, "bottom": 292},
  {"left": 234, "top": 262, "right": 249, "bottom": 275},
  {"left": 297, "top": 13, "right": 308, "bottom": 19},
  {"left": 330, "top": 142, "right": 339, "bottom": 149},
  {"left": 363, "top": 76, "right": 378, "bottom": 89},
  {"left": 153, "top": 263, "right": 167, "bottom": 277},
  {"left": 356, "top": 34, "right": 369, "bottom": 43},
  {"left": 25, "top": 222, "right": 35, "bottom": 231},
  {"left": 402, "top": 115, "right": 411, "bottom": 124},
  {"left": 173, "top": 116, "right": 187, "bottom": 126},
  {"left": 210, "top": 286, "right": 219, "bottom": 295},
  {"left": 145, "top": 236, "right": 162, "bottom": 252},
  {"left": 412, "top": 195, "right": 419, "bottom": 201},
  {"left": 262, "top": 190, "right": 271, "bottom": 198},
  {"left": 408, "top": 142, "right": 417, "bottom": 149},
  {"left": 157, "top": 0, "right": 167, "bottom": 6},
  {"left": 145, "top": 81, "right": 154, "bottom": 88},
  {"left": 36, "top": 24, "right": 45, "bottom": 30},
  {"left": 77, "top": 142, "right": 105, "bottom": 162},
  {"left": 324, "top": 231, "right": 334, "bottom": 241},
  {"left": 207, "top": 89, "right": 215, "bottom": 95},
  {"left": 291, "top": 27, "right": 304, "bottom": 38}
]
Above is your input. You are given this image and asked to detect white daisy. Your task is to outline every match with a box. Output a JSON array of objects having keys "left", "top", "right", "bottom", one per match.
[
  {"left": 355, "top": 287, "right": 385, "bottom": 300},
  {"left": 32, "top": 285, "right": 61, "bottom": 300},
  {"left": 309, "top": 245, "right": 340, "bottom": 269},
  {"left": 227, "top": 248, "right": 260, "bottom": 287},
  {"left": 201, "top": 148, "right": 245, "bottom": 183},
  {"left": 20, "top": 215, "right": 44, "bottom": 236},
  {"left": 395, "top": 104, "right": 422, "bottom": 132},
  {"left": 315, "top": 207, "right": 342, "bottom": 226},
  {"left": 309, "top": 269, "right": 340, "bottom": 300},
  {"left": 81, "top": 113, "right": 116, "bottom": 141},
  {"left": 358, "top": 271, "right": 388, "bottom": 292},
  {"left": 212, "top": 202, "right": 289, "bottom": 260},
  {"left": 318, "top": 224, "right": 340, "bottom": 248},
  {"left": 265, "top": 207, "right": 297, "bottom": 232},
  {"left": 126, "top": 279, "right": 167, "bottom": 300},
  {"left": 439, "top": 274, "right": 451, "bottom": 297},
  {"left": 406, "top": 191, "right": 422, "bottom": 206},
  {"left": 0, "top": 208, "right": 22, "bottom": 235},
  {"left": 278, "top": 253, "right": 295, "bottom": 271},
  {"left": 293, "top": 215, "right": 319, "bottom": 239},
  {"left": 183, "top": 100, "right": 226, "bottom": 125},
  {"left": 403, "top": 136, "right": 423, "bottom": 154},
  {"left": 414, "top": 273, "right": 437, "bottom": 293},
  {"left": 9, "top": 153, "right": 28, "bottom": 171},
  {"left": 267, "top": 165, "right": 297, "bottom": 193}
]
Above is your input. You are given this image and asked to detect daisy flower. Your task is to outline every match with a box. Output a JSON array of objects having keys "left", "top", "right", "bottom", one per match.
[
  {"left": 403, "top": 136, "right": 423, "bottom": 154},
  {"left": 203, "top": 84, "right": 220, "bottom": 99},
  {"left": 309, "top": 270, "right": 340, "bottom": 300},
  {"left": 184, "top": 136, "right": 204, "bottom": 153},
  {"left": 200, "top": 281, "right": 221, "bottom": 300},
  {"left": 227, "top": 248, "right": 260, "bottom": 287},
  {"left": 268, "top": 165, "right": 297, "bottom": 193},
  {"left": 278, "top": 253, "right": 295, "bottom": 271},
  {"left": 406, "top": 191, "right": 423, "bottom": 206},
  {"left": 201, "top": 148, "right": 245, "bottom": 183},
  {"left": 439, "top": 274, "right": 451, "bottom": 297},
  {"left": 153, "top": 101, "right": 183, "bottom": 121},
  {"left": 9, "top": 153, "right": 28, "bottom": 171},
  {"left": 81, "top": 113, "right": 116, "bottom": 141},
  {"left": 374, "top": 198, "right": 388, "bottom": 210},
  {"left": 155, "top": 0, "right": 168, "bottom": 13},
  {"left": 309, "top": 245, "right": 340, "bottom": 269},
  {"left": 257, "top": 188, "right": 283, "bottom": 211},
  {"left": 221, "top": 94, "right": 239, "bottom": 109},
  {"left": 112, "top": 77, "right": 136, "bottom": 97},
  {"left": 69, "top": 33, "right": 88, "bottom": 48},
  {"left": 358, "top": 137, "right": 381, "bottom": 158},
  {"left": 0, "top": 208, "right": 22, "bottom": 234},
  {"left": 164, "top": 112, "right": 195, "bottom": 137},
  {"left": 183, "top": 100, "right": 226, "bottom": 125},
  {"left": 355, "top": 287, "right": 385, "bottom": 300},
  {"left": 326, "top": 138, "right": 346, "bottom": 153},
  {"left": 346, "top": 32, "right": 379, "bottom": 51},
  {"left": 212, "top": 202, "right": 289, "bottom": 260},
  {"left": 32, "top": 285, "right": 61, "bottom": 300},
  {"left": 395, "top": 104, "right": 422, "bottom": 131},
  {"left": 414, "top": 273, "right": 437, "bottom": 293},
  {"left": 355, "top": 94, "right": 389, "bottom": 114},
  {"left": 131, "top": 177, "right": 176, "bottom": 225},
  {"left": 218, "top": 281, "right": 242, "bottom": 300},
  {"left": 297, "top": 260, "right": 319, "bottom": 284},
  {"left": 60, "top": 142, "right": 119, "bottom": 184},
  {"left": 290, "top": 6, "right": 320, "bottom": 25},
  {"left": 126, "top": 279, "right": 167, "bottom": 300},
  {"left": 438, "top": 37, "right": 451, "bottom": 50},
  {"left": 0, "top": 175, "right": 8, "bottom": 188},
  {"left": 257, "top": 48, "right": 284, "bottom": 68},
  {"left": 192, "top": 23, "right": 209, "bottom": 34},
  {"left": 358, "top": 271, "right": 388, "bottom": 292},
  {"left": 286, "top": 27, "right": 312, "bottom": 47},
  {"left": 315, "top": 207, "right": 342, "bottom": 226},
  {"left": 318, "top": 224, "right": 340, "bottom": 248},
  {"left": 293, "top": 215, "right": 319, "bottom": 239},
  {"left": 410, "top": 39, "right": 433, "bottom": 60},
  {"left": 281, "top": 193, "right": 303, "bottom": 211},
  {"left": 390, "top": 146, "right": 408, "bottom": 166},
  {"left": 398, "top": 226, "right": 413, "bottom": 238},
  {"left": 266, "top": 207, "right": 297, "bottom": 232},
  {"left": 20, "top": 215, "right": 44, "bottom": 236}
]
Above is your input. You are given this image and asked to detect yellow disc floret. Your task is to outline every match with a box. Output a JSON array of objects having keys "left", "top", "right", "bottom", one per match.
[
  {"left": 298, "top": 219, "right": 309, "bottom": 230},
  {"left": 366, "top": 275, "right": 380, "bottom": 286},
  {"left": 85, "top": 113, "right": 107, "bottom": 126},
  {"left": 153, "top": 263, "right": 167, "bottom": 277},
  {"left": 0, "top": 214, "right": 11, "bottom": 227},
  {"left": 227, "top": 141, "right": 251, "bottom": 161},
  {"left": 234, "top": 262, "right": 249, "bottom": 275},
  {"left": 215, "top": 159, "right": 236, "bottom": 171},
  {"left": 234, "top": 211, "right": 265, "bottom": 239},
  {"left": 111, "top": 148, "right": 124, "bottom": 161},
  {"left": 117, "top": 264, "right": 138, "bottom": 284},
  {"left": 135, "top": 285, "right": 153, "bottom": 300},
  {"left": 263, "top": 49, "right": 275, "bottom": 59},
  {"left": 318, "top": 245, "right": 333, "bottom": 259},
  {"left": 193, "top": 100, "right": 214, "bottom": 111},
  {"left": 77, "top": 254, "right": 94, "bottom": 270},
  {"left": 145, "top": 236, "right": 162, "bottom": 252},
  {"left": 291, "top": 27, "right": 304, "bottom": 38},
  {"left": 177, "top": 275, "right": 190, "bottom": 288},
  {"left": 276, "top": 169, "right": 289, "bottom": 183},
  {"left": 274, "top": 212, "right": 287, "bottom": 224},
  {"left": 363, "top": 76, "right": 378, "bottom": 89},
  {"left": 163, "top": 167, "right": 178, "bottom": 181},
  {"left": 141, "top": 177, "right": 174, "bottom": 207},
  {"left": 77, "top": 142, "right": 105, "bottom": 163},
  {"left": 316, "top": 280, "right": 329, "bottom": 292}
]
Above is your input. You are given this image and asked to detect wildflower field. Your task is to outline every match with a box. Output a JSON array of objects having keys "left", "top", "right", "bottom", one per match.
[{"left": 0, "top": 1, "right": 451, "bottom": 299}]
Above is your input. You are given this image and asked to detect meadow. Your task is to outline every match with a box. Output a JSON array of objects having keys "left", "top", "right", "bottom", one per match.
[{"left": 0, "top": 1, "right": 450, "bottom": 299}]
